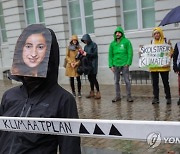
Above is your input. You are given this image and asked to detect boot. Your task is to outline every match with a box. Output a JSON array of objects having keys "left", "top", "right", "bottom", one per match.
[
  {"left": 152, "top": 98, "right": 159, "bottom": 104},
  {"left": 127, "top": 97, "right": 133, "bottom": 102},
  {"left": 72, "top": 91, "right": 76, "bottom": 97},
  {"left": 166, "top": 98, "right": 171, "bottom": 104},
  {"left": 95, "top": 91, "right": 101, "bottom": 99},
  {"left": 177, "top": 98, "right": 180, "bottom": 105},
  {"left": 86, "top": 91, "right": 95, "bottom": 98},
  {"left": 78, "top": 92, "right": 82, "bottom": 98}
]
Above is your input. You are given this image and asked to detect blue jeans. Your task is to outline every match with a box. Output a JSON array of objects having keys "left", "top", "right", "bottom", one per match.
[{"left": 114, "top": 66, "right": 131, "bottom": 98}]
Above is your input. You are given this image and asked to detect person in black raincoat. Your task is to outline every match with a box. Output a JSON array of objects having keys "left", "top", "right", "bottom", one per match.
[
  {"left": 81, "top": 34, "right": 101, "bottom": 99},
  {"left": 0, "top": 24, "right": 81, "bottom": 154},
  {"left": 173, "top": 42, "right": 180, "bottom": 105}
]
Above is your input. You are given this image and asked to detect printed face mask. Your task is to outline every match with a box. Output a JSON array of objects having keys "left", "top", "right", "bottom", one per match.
[{"left": 11, "top": 24, "right": 52, "bottom": 77}]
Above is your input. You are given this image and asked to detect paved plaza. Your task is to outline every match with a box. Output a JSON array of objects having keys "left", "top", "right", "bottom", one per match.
[
  {"left": 69, "top": 84, "right": 180, "bottom": 154},
  {"left": 0, "top": 79, "right": 180, "bottom": 153}
]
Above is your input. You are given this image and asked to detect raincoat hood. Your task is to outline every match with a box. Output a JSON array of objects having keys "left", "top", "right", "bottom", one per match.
[
  {"left": 152, "top": 27, "right": 165, "bottom": 44},
  {"left": 46, "top": 28, "right": 59, "bottom": 84},
  {"left": 69, "top": 35, "right": 80, "bottom": 51},
  {"left": 81, "top": 34, "right": 92, "bottom": 44},
  {"left": 114, "top": 26, "right": 125, "bottom": 40},
  {"left": 71, "top": 35, "right": 78, "bottom": 41}
]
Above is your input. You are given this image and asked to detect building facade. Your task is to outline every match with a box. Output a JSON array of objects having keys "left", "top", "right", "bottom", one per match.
[{"left": 0, "top": 0, "right": 180, "bottom": 86}]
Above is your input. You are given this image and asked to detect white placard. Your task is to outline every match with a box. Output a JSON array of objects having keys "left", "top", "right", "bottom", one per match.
[{"left": 139, "top": 44, "right": 171, "bottom": 68}]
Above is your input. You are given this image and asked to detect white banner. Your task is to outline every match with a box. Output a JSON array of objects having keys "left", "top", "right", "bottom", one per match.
[
  {"left": 139, "top": 44, "right": 171, "bottom": 68},
  {"left": 0, "top": 117, "right": 180, "bottom": 142}
]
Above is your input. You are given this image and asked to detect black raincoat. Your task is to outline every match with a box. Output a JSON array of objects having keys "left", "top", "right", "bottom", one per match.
[
  {"left": 81, "top": 34, "right": 98, "bottom": 74},
  {"left": 0, "top": 27, "right": 81, "bottom": 154}
]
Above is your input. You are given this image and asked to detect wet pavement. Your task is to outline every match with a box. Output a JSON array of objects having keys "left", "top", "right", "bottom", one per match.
[{"left": 0, "top": 79, "right": 180, "bottom": 154}]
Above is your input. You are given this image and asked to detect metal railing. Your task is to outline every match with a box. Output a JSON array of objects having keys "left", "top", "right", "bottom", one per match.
[{"left": 121, "top": 70, "right": 151, "bottom": 85}]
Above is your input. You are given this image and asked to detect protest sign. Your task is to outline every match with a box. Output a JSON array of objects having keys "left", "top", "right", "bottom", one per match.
[{"left": 139, "top": 44, "right": 171, "bottom": 68}]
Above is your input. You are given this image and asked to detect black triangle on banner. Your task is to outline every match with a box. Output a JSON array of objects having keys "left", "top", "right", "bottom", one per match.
[
  {"left": 79, "top": 123, "right": 90, "bottom": 134},
  {"left": 109, "top": 124, "right": 122, "bottom": 136},
  {"left": 93, "top": 124, "right": 105, "bottom": 135}
]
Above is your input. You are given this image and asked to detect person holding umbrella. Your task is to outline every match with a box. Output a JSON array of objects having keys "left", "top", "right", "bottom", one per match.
[{"left": 159, "top": 5, "right": 180, "bottom": 105}]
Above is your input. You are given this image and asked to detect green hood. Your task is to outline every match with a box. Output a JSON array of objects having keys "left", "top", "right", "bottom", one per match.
[
  {"left": 113, "top": 26, "right": 125, "bottom": 40},
  {"left": 108, "top": 26, "right": 133, "bottom": 67}
]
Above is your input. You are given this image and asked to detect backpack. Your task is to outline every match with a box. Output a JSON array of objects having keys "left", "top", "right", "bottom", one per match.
[{"left": 77, "top": 56, "right": 92, "bottom": 75}]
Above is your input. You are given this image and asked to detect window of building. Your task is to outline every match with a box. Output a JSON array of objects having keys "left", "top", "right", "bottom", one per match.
[
  {"left": 24, "top": 0, "right": 45, "bottom": 25},
  {"left": 0, "top": 1, "right": 7, "bottom": 42},
  {"left": 68, "top": 0, "right": 94, "bottom": 35},
  {"left": 122, "top": 0, "right": 155, "bottom": 31}
]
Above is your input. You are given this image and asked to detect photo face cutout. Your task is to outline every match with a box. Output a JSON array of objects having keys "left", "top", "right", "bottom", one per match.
[
  {"left": 23, "top": 34, "right": 47, "bottom": 68},
  {"left": 11, "top": 24, "right": 52, "bottom": 77}
]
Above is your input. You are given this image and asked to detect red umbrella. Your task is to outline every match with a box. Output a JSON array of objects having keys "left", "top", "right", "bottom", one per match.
[{"left": 159, "top": 6, "right": 180, "bottom": 26}]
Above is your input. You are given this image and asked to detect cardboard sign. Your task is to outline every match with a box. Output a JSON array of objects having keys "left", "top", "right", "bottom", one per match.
[
  {"left": 11, "top": 24, "right": 52, "bottom": 77},
  {"left": 139, "top": 44, "right": 171, "bottom": 68}
]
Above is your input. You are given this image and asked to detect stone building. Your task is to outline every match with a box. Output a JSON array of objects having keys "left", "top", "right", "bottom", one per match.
[{"left": 0, "top": 0, "right": 180, "bottom": 86}]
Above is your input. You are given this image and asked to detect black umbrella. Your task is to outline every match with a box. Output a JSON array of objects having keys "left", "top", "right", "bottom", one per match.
[{"left": 159, "top": 6, "right": 180, "bottom": 26}]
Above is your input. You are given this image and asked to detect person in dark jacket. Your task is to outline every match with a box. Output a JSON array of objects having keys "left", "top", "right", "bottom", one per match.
[
  {"left": 173, "top": 42, "right": 180, "bottom": 105},
  {"left": 0, "top": 24, "right": 81, "bottom": 154},
  {"left": 81, "top": 34, "right": 101, "bottom": 99}
]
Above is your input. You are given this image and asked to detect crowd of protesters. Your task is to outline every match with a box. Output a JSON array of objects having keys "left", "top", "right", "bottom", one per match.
[{"left": 64, "top": 26, "right": 179, "bottom": 105}]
